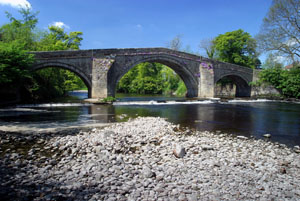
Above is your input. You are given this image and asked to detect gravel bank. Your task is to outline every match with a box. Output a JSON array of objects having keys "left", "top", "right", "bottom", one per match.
[{"left": 0, "top": 117, "right": 299, "bottom": 200}]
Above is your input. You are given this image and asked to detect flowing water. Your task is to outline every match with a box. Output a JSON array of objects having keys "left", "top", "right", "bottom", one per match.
[{"left": 0, "top": 91, "right": 299, "bottom": 147}]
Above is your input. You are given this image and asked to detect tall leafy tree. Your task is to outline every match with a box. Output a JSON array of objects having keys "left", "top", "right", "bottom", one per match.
[
  {"left": 213, "top": 29, "right": 260, "bottom": 68},
  {"left": 256, "top": 0, "right": 300, "bottom": 63},
  {"left": 0, "top": 42, "right": 34, "bottom": 85},
  {"left": 0, "top": 7, "right": 85, "bottom": 102},
  {"left": 37, "top": 26, "right": 82, "bottom": 51},
  {"left": 0, "top": 7, "right": 39, "bottom": 50},
  {"left": 32, "top": 26, "right": 84, "bottom": 99}
]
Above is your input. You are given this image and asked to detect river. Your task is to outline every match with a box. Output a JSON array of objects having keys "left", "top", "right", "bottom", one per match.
[{"left": 0, "top": 91, "right": 299, "bottom": 147}]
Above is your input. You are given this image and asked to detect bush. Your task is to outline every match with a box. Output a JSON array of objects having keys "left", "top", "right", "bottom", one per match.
[{"left": 259, "top": 66, "right": 300, "bottom": 98}]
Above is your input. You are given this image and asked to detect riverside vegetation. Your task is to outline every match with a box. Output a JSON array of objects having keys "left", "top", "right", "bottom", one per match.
[
  {"left": 2, "top": 1, "right": 300, "bottom": 103},
  {"left": 1, "top": 1, "right": 300, "bottom": 200}
]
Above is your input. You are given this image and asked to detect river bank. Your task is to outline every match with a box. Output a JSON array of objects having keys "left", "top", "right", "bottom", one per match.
[{"left": 0, "top": 117, "right": 299, "bottom": 200}]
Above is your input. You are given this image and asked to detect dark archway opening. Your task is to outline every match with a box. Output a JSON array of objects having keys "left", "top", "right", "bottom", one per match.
[
  {"left": 215, "top": 75, "right": 251, "bottom": 97},
  {"left": 30, "top": 67, "right": 90, "bottom": 102},
  {"left": 115, "top": 62, "right": 187, "bottom": 100}
]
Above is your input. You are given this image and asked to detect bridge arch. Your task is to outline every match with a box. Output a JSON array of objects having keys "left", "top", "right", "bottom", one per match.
[
  {"left": 215, "top": 74, "right": 251, "bottom": 97},
  {"left": 109, "top": 55, "right": 198, "bottom": 97},
  {"left": 31, "top": 61, "right": 92, "bottom": 97}
]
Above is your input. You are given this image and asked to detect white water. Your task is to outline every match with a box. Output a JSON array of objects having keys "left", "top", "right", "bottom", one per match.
[
  {"left": 16, "top": 103, "right": 92, "bottom": 108},
  {"left": 113, "top": 100, "right": 215, "bottom": 105}
]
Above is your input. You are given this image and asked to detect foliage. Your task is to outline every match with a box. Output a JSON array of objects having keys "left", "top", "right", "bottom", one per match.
[
  {"left": 0, "top": 7, "right": 86, "bottom": 102},
  {"left": 175, "top": 80, "right": 187, "bottom": 96},
  {"left": 259, "top": 66, "right": 300, "bottom": 98},
  {"left": 0, "top": 7, "right": 39, "bottom": 50},
  {"left": 118, "top": 35, "right": 191, "bottom": 96},
  {"left": 212, "top": 29, "right": 261, "bottom": 69},
  {"left": 261, "top": 53, "right": 284, "bottom": 69},
  {"left": 117, "top": 62, "right": 187, "bottom": 96},
  {"left": 256, "top": 0, "right": 300, "bottom": 63},
  {"left": 32, "top": 25, "right": 84, "bottom": 100},
  {"left": 0, "top": 42, "right": 34, "bottom": 85},
  {"left": 37, "top": 26, "right": 83, "bottom": 51},
  {"left": 99, "top": 96, "right": 117, "bottom": 103}
]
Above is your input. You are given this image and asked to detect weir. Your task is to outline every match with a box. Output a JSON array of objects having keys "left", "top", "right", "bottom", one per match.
[{"left": 31, "top": 48, "right": 258, "bottom": 99}]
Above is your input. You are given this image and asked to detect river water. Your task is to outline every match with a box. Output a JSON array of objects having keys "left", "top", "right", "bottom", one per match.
[{"left": 0, "top": 91, "right": 299, "bottom": 147}]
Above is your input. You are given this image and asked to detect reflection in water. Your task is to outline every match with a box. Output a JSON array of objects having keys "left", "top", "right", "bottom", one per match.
[{"left": 89, "top": 105, "right": 116, "bottom": 123}]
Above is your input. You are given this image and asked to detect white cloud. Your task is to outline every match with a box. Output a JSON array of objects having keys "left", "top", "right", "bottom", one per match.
[
  {"left": 135, "top": 24, "right": 143, "bottom": 30},
  {"left": 0, "top": 0, "right": 31, "bottom": 8},
  {"left": 50, "top": 21, "right": 70, "bottom": 29}
]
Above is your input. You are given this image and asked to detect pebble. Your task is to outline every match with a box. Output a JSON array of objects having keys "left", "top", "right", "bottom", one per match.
[
  {"left": 0, "top": 117, "right": 299, "bottom": 201},
  {"left": 263, "top": 133, "right": 272, "bottom": 138},
  {"left": 173, "top": 145, "right": 186, "bottom": 158}
]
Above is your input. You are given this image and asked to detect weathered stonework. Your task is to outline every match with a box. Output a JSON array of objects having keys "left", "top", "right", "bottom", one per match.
[
  {"left": 198, "top": 62, "right": 215, "bottom": 98},
  {"left": 251, "top": 70, "right": 280, "bottom": 97},
  {"left": 30, "top": 48, "right": 260, "bottom": 99},
  {"left": 91, "top": 58, "right": 114, "bottom": 98}
]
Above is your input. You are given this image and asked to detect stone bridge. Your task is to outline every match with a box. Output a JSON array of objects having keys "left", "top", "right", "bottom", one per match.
[{"left": 31, "top": 48, "right": 258, "bottom": 98}]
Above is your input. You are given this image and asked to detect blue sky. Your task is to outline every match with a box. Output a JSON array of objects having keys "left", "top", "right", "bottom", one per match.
[{"left": 0, "top": 0, "right": 272, "bottom": 60}]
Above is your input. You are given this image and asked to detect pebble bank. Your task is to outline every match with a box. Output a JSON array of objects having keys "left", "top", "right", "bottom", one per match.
[{"left": 0, "top": 117, "right": 299, "bottom": 200}]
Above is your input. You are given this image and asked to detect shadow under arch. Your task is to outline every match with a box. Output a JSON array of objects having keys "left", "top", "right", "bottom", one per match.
[
  {"left": 108, "top": 55, "right": 198, "bottom": 97},
  {"left": 31, "top": 61, "right": 92, "bottom": 98},
  {"left": 215, "top": 74, "right": 251, "bottom": 97}
]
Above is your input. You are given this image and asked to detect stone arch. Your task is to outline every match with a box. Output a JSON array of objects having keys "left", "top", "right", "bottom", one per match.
[
  {"left": 109, "top": 55, "right": 198, "bottom": 97},
  {"left": 31, "top": 61, "right": 92, "bottom": 97},
  {"left": 215, "top": 74, "right": 251, "bottom": 97}
]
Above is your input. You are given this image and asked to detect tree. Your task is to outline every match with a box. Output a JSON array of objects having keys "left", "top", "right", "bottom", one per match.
[
  {"left": 116, "top": 62, "right": 186, "bottom": 96},
  {"left": 256, "top": 0, "right": 300, "bottom": 63},
  {"left": 167, "top": 35, "right": 183, "bottom": 51},
  {"left": 259, "top": 66, "right": 300, "bottom": 98},
  {"left": 199, "top": 38, "right": 215, "bottom": 59},
  {"left": 37, "top": 26, "right": 83, "bottom": 51},
  {"left": 0, "top": 42, "right": 34, "bottom": 85},
  {"left": 0, "top": 7, "right": 85, "bottom": 102},
  {"left": 261, "top": 53, "right": 284, "bottom": 69},
  {"left": 213, "top": 29, "right": 260, "bottom": 68},
  {"left": 0, "top": 7, "right": 39, "bottom": 50}
]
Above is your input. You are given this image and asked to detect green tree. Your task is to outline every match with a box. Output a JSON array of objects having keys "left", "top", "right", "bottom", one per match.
[
  {"left": 213, "top": 29, "right": 260, "bottom": 68},
  {"left": 32, "top": 26, "right": 84, "bottom": 100},
  {"left": 116, "top": 62, "right": 186, "bottom": 96},
  {"left": 0, "top": 42, "right": 34, "bottom": 85},
  {"left": 0, "top": 7, "right": 85, "bottom": 102},
  {"left": 37, "top": 26, "right": 82, "bottom": 51},
  {"left": 259, "top": 66, "right": 300, "bottom": 98},
  {"left": 0, "top": 7, "right": 39, "bottom": 50},
  {"left": 256, "top": 0, "right": 300, "bottom": 63}
]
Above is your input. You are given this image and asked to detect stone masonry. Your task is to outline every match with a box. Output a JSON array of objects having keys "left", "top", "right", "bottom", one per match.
[{"left": 31, "top": 48, "right": 258, "bottom": 99}]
